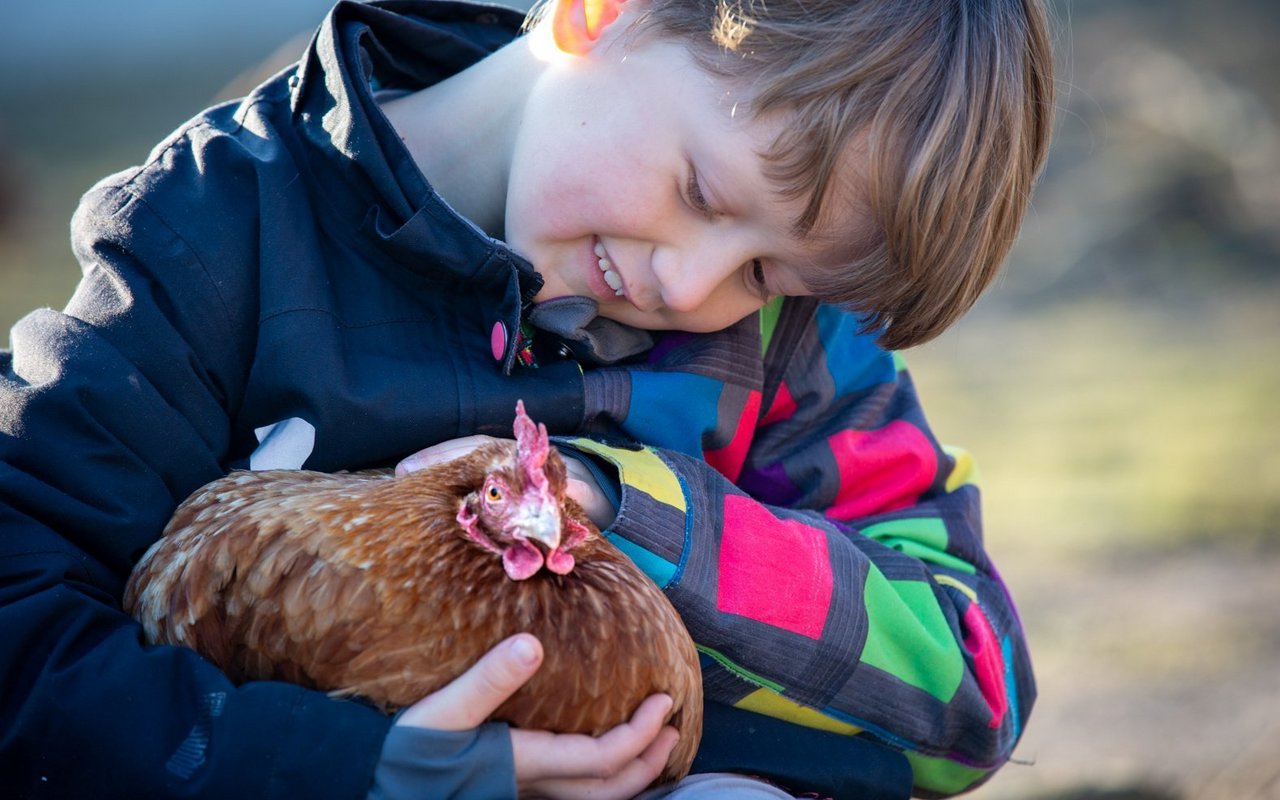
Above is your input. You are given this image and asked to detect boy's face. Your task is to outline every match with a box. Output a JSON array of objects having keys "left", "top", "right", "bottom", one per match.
[{"left": 504, "top": 33, "right": 869, "bottom": 333}]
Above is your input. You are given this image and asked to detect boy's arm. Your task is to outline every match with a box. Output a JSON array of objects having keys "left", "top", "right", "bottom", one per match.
[
  {"left": 0, "top": 181, "right": 397, "bottom": 798},
  {"left": 560, "top": 299, "right": 1033, "bottom": 798}
]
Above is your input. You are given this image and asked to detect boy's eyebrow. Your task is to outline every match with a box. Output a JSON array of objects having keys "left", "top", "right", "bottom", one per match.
[
  {"left": 786, "top": 202, "right": 877, "bottom": 281},
  {"left": 777, "top": 194, "right": 847, "bottom": 259},
  {"left": 750, "top": 157, "right": 833, "bottom": 245},
  {"left": 777, "top": 160, "right": 877, "bottom": 268},
  {"left": 760, "top": 124, "right": 874, "bottom": 251},
  {"left": 786, "top": 210, "right": 816, "bottom": 242},
  {"left": 709, "top": 157, "right": 806, "bottom": 243},
  {"left": 705, "top": 143, "right": 860, "bottom": 265}
]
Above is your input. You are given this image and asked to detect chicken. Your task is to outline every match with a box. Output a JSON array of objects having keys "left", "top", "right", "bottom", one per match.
[{"left": 124, "top": 401, "right": 702, "bottom": 783}]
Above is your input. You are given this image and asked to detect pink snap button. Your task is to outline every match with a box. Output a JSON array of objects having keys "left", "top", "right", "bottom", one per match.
[{"left": 490, "top": 321, "right": 507, "bottom": 361}]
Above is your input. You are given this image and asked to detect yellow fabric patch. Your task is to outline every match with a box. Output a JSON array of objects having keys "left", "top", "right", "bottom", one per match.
[
  {"left": 934, "top": 574, "right": 978, "bottom": 602},
  {"left": 943, "top": 444, "right": 980, "bottom": 493},
  {"left": 735, "top": 688, "right": 863, "bottom": 736},
  {"left": 562, "top": 438, "right": 686, "bottom": 512}
]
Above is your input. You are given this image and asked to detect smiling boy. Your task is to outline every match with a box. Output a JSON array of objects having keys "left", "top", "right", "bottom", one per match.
[
  {"left": 387, "top": 23, "right": 843, "bottom": 333},
  {"left": 0, "top": 0, "right": 1053, "bottom": 797}
]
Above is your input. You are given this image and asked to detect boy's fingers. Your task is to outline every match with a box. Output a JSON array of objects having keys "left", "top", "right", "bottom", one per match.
[
  {"left": 591, "top": 694, "right": 674, "bottom": 774},
  {"left": 513, "top": 693, "right": 673, "bottom": 783},
  {"left": 396, "top": 435, "right": 500, "bottom": 475},
  {"left": 524, "top": 727, "right": 679, "bottom": 800},
  {"left": 395, "top": 634, "right": 543, "bottom": 730},
  {"left": 515, "top": 725, "right": 678, "bottom": 800}
]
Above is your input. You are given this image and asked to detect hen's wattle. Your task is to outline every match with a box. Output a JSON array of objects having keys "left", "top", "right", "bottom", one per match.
[{"left": 123, "top": 402, "right": 703, "bottom": 783}]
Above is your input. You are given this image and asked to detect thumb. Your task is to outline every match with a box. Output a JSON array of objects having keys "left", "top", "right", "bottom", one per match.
[{"left": 395, "top": 634, "right": 543, "bottom": 731}]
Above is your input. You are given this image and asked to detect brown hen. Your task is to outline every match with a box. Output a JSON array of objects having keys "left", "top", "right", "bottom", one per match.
[{"left": 124, "top": 401, "right": 702, "bottom": 783}]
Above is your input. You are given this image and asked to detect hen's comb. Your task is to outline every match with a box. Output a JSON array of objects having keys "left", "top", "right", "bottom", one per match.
[{"left": 513, "top": 400, "right": 550, "bottom": 495}]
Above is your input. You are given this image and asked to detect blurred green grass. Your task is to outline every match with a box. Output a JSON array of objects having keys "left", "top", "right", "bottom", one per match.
[{"left": 910, "top": 294, "right": 1280, "bottom": 560}]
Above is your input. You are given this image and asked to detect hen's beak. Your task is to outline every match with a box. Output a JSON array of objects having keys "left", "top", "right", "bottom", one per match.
[{"left": 513, "top": 499, "right": 562, "bottom": 552}]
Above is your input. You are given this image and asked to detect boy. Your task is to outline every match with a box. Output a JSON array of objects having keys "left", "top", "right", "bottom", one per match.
[{"left": 0, "top": 0, "right": 1053, "bottom": 797}]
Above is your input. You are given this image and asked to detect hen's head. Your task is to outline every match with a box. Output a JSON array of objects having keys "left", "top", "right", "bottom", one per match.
[{"left": 456, "top": 401, "right": 592, "bottom": 580}]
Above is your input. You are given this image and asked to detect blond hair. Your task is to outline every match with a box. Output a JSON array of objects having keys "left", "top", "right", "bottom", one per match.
[{"left": 541, "top": 0, "right": 1056, "bottom": 349}]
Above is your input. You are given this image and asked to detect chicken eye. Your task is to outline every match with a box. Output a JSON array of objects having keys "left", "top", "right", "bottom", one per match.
[{"left": 486, "top": 485, "right": 503, "bottom": 502}]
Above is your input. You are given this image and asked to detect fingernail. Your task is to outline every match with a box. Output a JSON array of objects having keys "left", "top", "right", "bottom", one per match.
[
  {"left": 651, "top": 694, "right": 673, "bottom": 715},
  {"left": 396, "top": 457, "right": 422, "bottom": 476},
  {"left": 511, "top": 635, "right": 538, "bottom": 666}
]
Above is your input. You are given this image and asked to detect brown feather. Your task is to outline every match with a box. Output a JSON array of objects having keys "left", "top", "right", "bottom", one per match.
[{"left": 124, "top": 445, "right": 703, "bottom": 783}]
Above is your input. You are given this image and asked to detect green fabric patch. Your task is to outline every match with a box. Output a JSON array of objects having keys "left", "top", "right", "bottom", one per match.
[
  {"left": 759, "top": 297, "right": 784, "bottom": 356},
  {"left": 860, "top": 568, "right": 964, "bottom": 702},
  {"left": 904, "top": 750, "right": 991, "bottom": 796},
  {"left": 860, "top": 518, "right": 977, "bottom": 575},
  {"left": 697, "top": 645, "right": 786, "bottom": 693}
]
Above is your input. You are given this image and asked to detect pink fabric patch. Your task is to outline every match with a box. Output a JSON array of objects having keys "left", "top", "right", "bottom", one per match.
[
  {"left": 761, "top": 381, "right": 797, "bottom": 425},
  {"left": 717, "top": 494, "right": 834, "bottom": 639},
  {"left": 828, "top": 421, "right": 936, "bottom": 520},
  {"left": 962, "top": 603, "right": 1009, "bottom": 728},
  {"left": 706, "top": 391, "right": 762, "bottom": 483}
]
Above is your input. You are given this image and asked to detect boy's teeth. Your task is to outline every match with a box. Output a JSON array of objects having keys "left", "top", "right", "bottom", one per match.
[{"left": 594, "top": 241, "right": 624, "bottom": 295}]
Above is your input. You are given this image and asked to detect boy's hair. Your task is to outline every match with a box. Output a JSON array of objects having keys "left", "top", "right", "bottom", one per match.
[{"left": 548, "top": 0, "right": 1056, "bottom": 350}]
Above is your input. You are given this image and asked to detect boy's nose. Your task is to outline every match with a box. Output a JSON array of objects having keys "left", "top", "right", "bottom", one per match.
[{"left": 654, "top": 243, "right": 744, "bottom": 313}]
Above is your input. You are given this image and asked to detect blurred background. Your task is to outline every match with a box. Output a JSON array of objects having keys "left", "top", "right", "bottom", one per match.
[{"left": 2, "top": 1, "right": 1277, "bottom": 797}]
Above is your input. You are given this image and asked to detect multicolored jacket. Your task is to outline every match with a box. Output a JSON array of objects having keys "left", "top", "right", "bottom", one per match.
[{"left": 560, "top": 296, "right": 1033, "bottom": 797}]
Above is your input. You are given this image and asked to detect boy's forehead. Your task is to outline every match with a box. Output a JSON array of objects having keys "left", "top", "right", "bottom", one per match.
[
  {"left": 782, "top": 201, "right": 876, "bottom": 280},
  {"left": 774, "top": 134, "right": 875, "bottom": 270}
]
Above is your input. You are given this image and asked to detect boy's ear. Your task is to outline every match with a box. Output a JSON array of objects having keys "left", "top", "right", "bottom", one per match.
[{"left": 551, "top": 0, "right": 626, "bottom": 55}]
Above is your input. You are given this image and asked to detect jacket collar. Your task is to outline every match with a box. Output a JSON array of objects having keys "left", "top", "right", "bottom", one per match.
[{"left": 288, "top": 0, "right": 540, "bottom": 296}]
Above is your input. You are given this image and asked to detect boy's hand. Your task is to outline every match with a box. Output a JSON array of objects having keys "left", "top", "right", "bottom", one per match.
[
  {"left": 396, "top": 634, "right": 678, "bottom": 800},
  {"left": 396, "top": 435, "right": 617, "bottom": 529}
]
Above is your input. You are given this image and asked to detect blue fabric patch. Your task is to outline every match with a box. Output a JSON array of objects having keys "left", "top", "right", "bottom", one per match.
[
  {"left": 605, "top": 531, "right": 677, "bottom": 588},
  {"left": 1002, "top": 636, "right": 1020, "bottom": 740},
  {"left": 815, "top": 306, "right": 894, "bottom": 397},
  {"left": 624, "top": 372, "right": 723, "bottom": 456}
]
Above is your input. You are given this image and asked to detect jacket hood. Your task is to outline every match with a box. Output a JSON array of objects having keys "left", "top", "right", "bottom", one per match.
[{"left": 285, "top": 0, "right": 541, "bottom": 300}]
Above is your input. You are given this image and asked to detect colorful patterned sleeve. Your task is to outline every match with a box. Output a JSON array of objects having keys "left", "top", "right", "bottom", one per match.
[{"left": 563, "top": 297, "right": 1033, "bottom": 797}]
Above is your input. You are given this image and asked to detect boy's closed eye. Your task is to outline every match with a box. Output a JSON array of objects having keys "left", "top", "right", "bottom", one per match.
[
  {"left": 747, "top": 258, "right": 769, "bottom": 299},
  {"left": 683, "top": 164, "right": 716, "bottom": 221}
]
